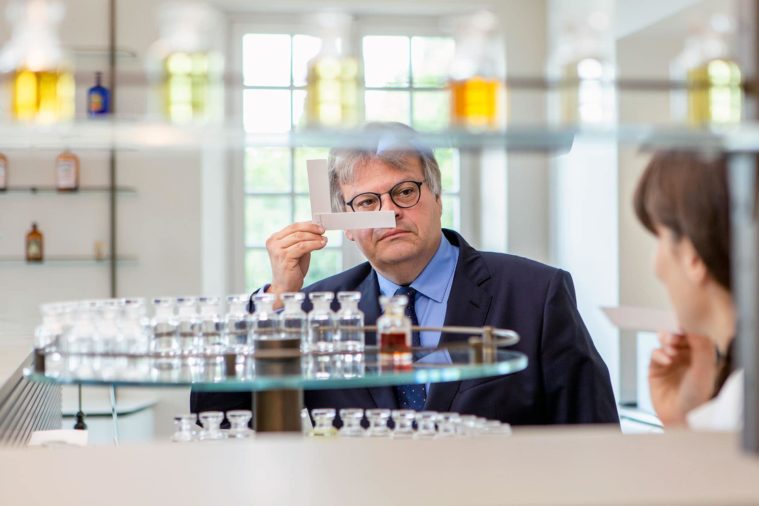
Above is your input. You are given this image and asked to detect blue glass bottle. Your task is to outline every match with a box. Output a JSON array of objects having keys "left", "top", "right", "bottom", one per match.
[{"left": 87, "top": 72, "right": 110, "bottom": 116}]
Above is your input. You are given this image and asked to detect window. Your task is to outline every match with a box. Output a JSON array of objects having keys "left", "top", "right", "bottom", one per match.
[{"left": 241, "top": 27, "right": 461, "bottom": 292}]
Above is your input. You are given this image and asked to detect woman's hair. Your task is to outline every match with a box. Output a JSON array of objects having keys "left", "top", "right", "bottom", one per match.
[
  {"left": 327, "top": 122, "right": 441, "bottom": 212},
  {"left": 633, "top": 150, "right": 732, "bottom": 291}
]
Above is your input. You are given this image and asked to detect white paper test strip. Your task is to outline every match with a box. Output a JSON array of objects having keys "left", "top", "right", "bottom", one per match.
[
  {"left": 28, "top": 429, "right": 88, "bottom": 447},
  {"left": 601, "top": 306, "right": 680, "bottom": 334},
  {"left": 306, "top": 159, "right": 397, "bottom": 230}
]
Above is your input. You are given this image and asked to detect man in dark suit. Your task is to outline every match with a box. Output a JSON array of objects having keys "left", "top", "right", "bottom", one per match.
[{"left": 192, "top": 123, "right": 618, "bottom": 425}]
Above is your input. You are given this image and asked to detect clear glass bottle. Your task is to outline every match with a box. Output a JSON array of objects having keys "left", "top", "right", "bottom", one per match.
[
  {"left": 226, "top": 410, "right": 254, "bottom": 439},
  {"left": 34, "top": 302, "right": 62, "bottom": 350},
  {"left": 55, "top": 149, "right": 79, "bottom": 192},
  {"left": 25, "top": 222, "right": 43, "bottom": 262},
  {"left": 448, "top": 10, "right": 505, "bottom": 130},
  {"left": 87, "top": 71, "right": 110, "bottom": 116},
  {"left": 304, "top": 12, "right": 363, "bottom": 128},
  {"left": 377, "top": 295, "right": 412, "bottom": 367},
  {"left": 365, "top": 408, "right": 391, "bottom": 438},
  {"left": 118, "top": 298, "right": 150, "bottom": 380},
  {"left": 391, "top": 409, "right": 416, "bottom": 439},
  {"left": 0, "top": 0, "right": 75, "bottom": 123},
  {"left": 551, "top": 10, "right": 616, "bottom": 126},
  {"left": 309, "top": 408, "right": 337, "bottom": 437},
  {"left": 175, "top": 296, "right": 200, "bottom": 353},
  {"left": 336, "top": 291, "right": 364, "bottom": 352},
  {"left": 171, "top": 413, "right": 197, "bottom": 443},
  {"left": 224, "top": 294, "right": 252, "bottom": 350},
  {"left": 250, "top": 293, "right": 279, "bottom": 342},
  {"left": 197, "top": 296, "right": 225, "bottom": 351},
  {"left": 150, "top": 297, "right": 179, "bottom": 367},
  {"left": 0, "top": 153, "right": 8, "bottom": 191},
  {"left": 279, "top": 292, "right": 306, "bottom": 342},
  {"left": 307, "top": 292, "right": 336, "bottom": 352},
  {"left": 338, "top": 408, "right": 365, "bottom": 437},
  {"left": 436, "top": 412, "right": 460, "bottom": 438}
]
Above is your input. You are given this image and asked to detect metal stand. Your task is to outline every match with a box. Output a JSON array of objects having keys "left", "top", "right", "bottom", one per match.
[
  {"left": 252, "top": 337, "right": 303, "bottom": 433},
  {"left": 73, "top": 385, "right": 87, "bottom": 430},
  {"left": 727, "top": 153, "right": 759, "bottom": 455},
  {"left": 109, "top": 385, "right": 119, "bottom": 445}
]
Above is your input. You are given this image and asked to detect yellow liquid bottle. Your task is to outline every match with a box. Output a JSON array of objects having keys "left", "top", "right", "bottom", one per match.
[
  {"left": 12, "top": 68, "right": 75, "bottom": 122},
  {"left": 305, "top": 56, "right": 361, "bottom": 128},
  {"left": 163, "top": 51, "right": 211, "bottom": 123},
  {"left": 687, "top": 58, "right": 742, "bottom": 126},
  {"left": 449, "top": 76, "right": 503, "bottom": 129}
]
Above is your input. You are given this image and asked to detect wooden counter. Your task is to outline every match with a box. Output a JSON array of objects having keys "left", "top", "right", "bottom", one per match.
[{"left": 0, "top": 428, "right": 757, "bottom": 505}]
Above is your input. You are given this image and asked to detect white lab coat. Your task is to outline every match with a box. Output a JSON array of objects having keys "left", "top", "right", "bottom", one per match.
[{"left": 687, "top": 370, "right": 744, "bottom": 432}]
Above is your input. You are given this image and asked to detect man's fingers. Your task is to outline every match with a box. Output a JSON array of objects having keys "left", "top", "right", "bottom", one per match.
[
  {"left": 271, "top": 222, "right": 325, "bottom": 241},
  {"left": 282, "top": 238, "right": 328, "bottom": 258},
  {"left": 272, "top": 231, "right": 327, "bottom": 250},
  {"left": 651, "top": 348, "right": 673, "bottom": 367}
]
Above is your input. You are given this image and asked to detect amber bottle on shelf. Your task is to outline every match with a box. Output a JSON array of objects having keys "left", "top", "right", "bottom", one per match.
[
  {"left": 26, "top": 223, "right": 44, "bottom": 263},
  {"left": 55, "top": 150, "right": 79, "bottom": 191},
  {"left": 0, "top": 153, "right": 7, "bottom": 191}
]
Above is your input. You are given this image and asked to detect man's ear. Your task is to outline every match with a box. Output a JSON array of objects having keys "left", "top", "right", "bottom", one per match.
[{"left": 681, "top": 238, "right": 709, "bottom": 286}]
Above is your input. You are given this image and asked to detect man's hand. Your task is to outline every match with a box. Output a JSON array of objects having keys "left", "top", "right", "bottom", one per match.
[
  {"left": 265, "top": 222, "right": 327, "bottom": 301},
  {"left": 648, "top": 332, "right": 717, "bottom": 427}
]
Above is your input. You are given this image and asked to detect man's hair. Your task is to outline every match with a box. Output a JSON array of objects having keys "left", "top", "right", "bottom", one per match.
[
  {"left": 328, "top": 122, "right": 442, "bottom": 212},
  {"left": 633, "top": 150, "right": 733, "bottom": 290}
]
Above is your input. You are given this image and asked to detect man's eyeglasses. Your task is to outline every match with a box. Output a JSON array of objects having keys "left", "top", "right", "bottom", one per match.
[{"left": 345, "top": 180, "right": 425, "bottom": 212}]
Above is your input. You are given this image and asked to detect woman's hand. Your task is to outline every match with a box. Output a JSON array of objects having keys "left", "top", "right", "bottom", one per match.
[{"left": 648, "top": 332, "right": 717, "bottom": 427}]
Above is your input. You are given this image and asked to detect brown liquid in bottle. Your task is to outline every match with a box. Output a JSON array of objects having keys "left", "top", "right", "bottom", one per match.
[
  {"left": 55, "top": 150, "right": 79, "bottom": 192},
  {"left": 379, "top": 332, "right": 412, "bottom": 369},
  {"left": 26, "top": 222, "right": 44, "bottom": 262}
]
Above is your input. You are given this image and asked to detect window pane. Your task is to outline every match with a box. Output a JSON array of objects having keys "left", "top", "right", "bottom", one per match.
[
  {"left": 303, "top": 248, "right": 342, "bottom": 287},
  {"left": 363, "top": 36, "right": 409, "bottom": 87},
  {"left": 292, "top": 89, "right": 307, "bottom": 129},
  {"left": 245, "top": 249, "right": 273, "bottom": 293},
  {"left": 435, "top": 148, "right": 459, "bottom": 192},
  {"left": 245, "top": 196, "right": 291, "bottom": 246},
  {"left": 365, "top": 90, "right": 410, "bottom": 123},
  {"left": 243, "top": 34, "right": 291, "bottom": 86},
  {"left": 412, "top": 91, "right": 450, "bottom": 131},
  {"left": 294, "top": 195, "right": 343, "bottom": 246},
  {"left": 245, "top": 148, "right": 291, "bottom": 193},
  {"left": 411, "top": 36, "right": 455, "bottom": 87},
  {"left": 293, "top": 34, "right": 322, "bottom": 87},
  {"left": 442, "top": 195, "right": 460, "bottom": 231},
  {"left": 244, "top": 89, "right": 291, "bottom": 133},
  {"left": 294, "top": 147, "right": 330, "bottom": 193}
]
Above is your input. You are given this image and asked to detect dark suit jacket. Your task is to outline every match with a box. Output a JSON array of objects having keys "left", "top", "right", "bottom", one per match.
[{"left": 191, "top": 229, "right": 619, "bottom": 425}]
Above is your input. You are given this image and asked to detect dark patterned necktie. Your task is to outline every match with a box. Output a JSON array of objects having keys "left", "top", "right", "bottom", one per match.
[{"left": 393, "top": 285, "right": 427, "bottom": 410}]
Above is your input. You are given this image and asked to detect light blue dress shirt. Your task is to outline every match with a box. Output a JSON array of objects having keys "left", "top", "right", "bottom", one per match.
[{"left": 376, "top": 234, "right": 460, "bottom": 390}]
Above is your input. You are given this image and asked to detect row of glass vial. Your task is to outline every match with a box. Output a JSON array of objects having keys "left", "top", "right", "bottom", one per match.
[{"left": 172, "top": 409, "right": 314, "bottom": 442}]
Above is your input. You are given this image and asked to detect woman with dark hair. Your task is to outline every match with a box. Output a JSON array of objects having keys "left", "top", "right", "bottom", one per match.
[{"left": 634, "top": 150, "right": 744, "bottom": 430}]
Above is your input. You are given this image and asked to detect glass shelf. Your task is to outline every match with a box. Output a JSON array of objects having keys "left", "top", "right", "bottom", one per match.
[
  {"left": 0, "top": 121, "right": 751, "bottom": 153},
  {"left": 0, "top": 186, "right": 136, "bottom": 195},
  {"left": 0, "top": 255, "right": 137, "bottom": 265},
  {"left": 24, "top": 348, "right": 528, "bottom": 392}
]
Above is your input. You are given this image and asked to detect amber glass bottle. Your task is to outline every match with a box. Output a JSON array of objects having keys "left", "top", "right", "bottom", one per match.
[
  {"left": 26, "top": 223, "right": 44, "bottom": 263},
  {"left": 55, "top": 150, "right": 79, "bottom": 192}
]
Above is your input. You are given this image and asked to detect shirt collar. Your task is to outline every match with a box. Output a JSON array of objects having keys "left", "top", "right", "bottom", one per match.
[{"left": 375, "top": 234, "right": 459, "bottom": 303}]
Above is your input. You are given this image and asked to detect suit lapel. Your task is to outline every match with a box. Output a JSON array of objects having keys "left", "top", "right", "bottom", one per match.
[
  {"left": 356, "top": 270, "right": 398, "bottom": 409},
  {"left": 425, "top": 231, "right": 492, "bottom": 412}
]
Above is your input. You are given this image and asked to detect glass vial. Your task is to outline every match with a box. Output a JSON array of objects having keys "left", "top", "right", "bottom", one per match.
[
  {"left": 307, "top": 292, "right": 336, "bottom": 352},
  {"left": 87, "top": 71, "right": 110, "bottom": 116},
  {"left": 55, "top": 149, "right": 79, "bottom": 192},
  {"left": 305, "top": 12, "right": 363, "bottom": 128},
  {"left": 448, "top": 10, "right": 505, "bottom": 130},
  {"left": 336, "top": 291, "right": 364, "bottom": 352},
  {"left": 25, "top": 222, "right": 43, "bottom": 262},
  {"left": 0, "top": 0, "right": 75, "bottom": 123},
  {"left": 151, "top": 297, "right": 179, "bottom": 366},
  {"left": 280, "top": 292, "right": 306, "bottom": 341},
  {"left": 175, "top": 296, "right": 200, "bottom": 353},
  {"left": 197, "top": 296, "right": 225, "bottom": 351},
  {"left": 224, "top": 294, "right": 252, "bottom": 350},
  {"left": 309, "top": 408, "right": 337, "bottom": 437},
  {"left": 0, "top": 153, "right": 7, "bottom": 191},
  {"left": 250, "top": 293, "right": 279, "bottom": 342},
  {"left": 338, "top": 408, "right": 366, "bottom": 437},
  {"left": 377, "top": 294, "right": 412, "bottom": 367}
]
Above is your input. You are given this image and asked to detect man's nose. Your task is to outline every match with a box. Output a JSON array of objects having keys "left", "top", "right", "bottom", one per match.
[{"left": 381, "top": 193, "right": 403, "bottom": 217}]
